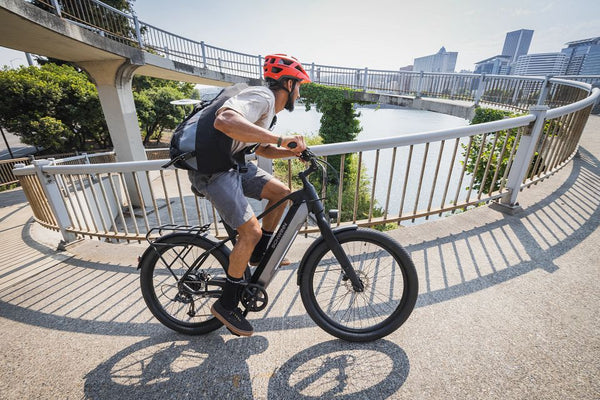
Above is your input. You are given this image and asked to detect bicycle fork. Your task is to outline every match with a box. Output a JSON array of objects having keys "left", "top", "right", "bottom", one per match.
[{"left": 313, "top": 210, "right": 365, "bottom": 292}]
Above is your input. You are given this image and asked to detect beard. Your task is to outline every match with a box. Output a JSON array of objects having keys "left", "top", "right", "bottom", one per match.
[{"left": 285, "top": 100, "right": 295, "bottom": 112}]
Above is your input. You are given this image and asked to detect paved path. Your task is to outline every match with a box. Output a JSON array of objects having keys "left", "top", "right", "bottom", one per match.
[{"left": 0, "top": 116, "right": 599, "bottom": 399}]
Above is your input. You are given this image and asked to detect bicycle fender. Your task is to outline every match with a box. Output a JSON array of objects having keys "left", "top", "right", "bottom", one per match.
[
  {"left": 296, "top": 225, "right": 358, "bottom": 285},
  {"left": 136, "top": 232, "right": 223, "bottom": 270}
]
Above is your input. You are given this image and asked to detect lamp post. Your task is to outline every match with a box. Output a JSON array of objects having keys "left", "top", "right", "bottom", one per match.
[{"left": 0, "top": 125, "right": 15, "bottom": 159}]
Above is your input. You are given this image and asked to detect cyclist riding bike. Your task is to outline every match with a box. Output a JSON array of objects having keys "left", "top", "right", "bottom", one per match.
[{"left": 187, "top": 54, "right": 311, "bottom": 336}]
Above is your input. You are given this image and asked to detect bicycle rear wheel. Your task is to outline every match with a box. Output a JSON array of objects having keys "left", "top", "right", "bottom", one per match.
[
  {"left": 300, "top": 228, "right": 418, "bottom": 342},
  {"left": 139, "top": 233, "right": 247, "bottom": 335}
]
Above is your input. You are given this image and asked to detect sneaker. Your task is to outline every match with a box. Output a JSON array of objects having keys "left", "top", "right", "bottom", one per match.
[
  {"left": 211, "top": 299, "right": 254, "bottom": 336},
  {"left": 249, "top": 257, "right": 291, "bottom": 267}
]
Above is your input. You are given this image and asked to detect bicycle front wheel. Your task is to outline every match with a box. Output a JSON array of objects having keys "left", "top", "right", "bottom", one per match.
[
  {"left": 300, "top": 228, "right": 418, "bottom": 342},
  {"left": 139, "top": 233, "right": 246, "bottom": 335}
]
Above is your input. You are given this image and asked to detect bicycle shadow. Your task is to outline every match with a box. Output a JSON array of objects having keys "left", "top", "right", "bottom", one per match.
[
  {"left": 267, "top": 339, "right": 409, "bottom": 399},
  {"left": 83, "top": 333, "right": 269, "bottom": 400},
  {"left": 82, "top": 334, "right": 408, "bottom": 400}
]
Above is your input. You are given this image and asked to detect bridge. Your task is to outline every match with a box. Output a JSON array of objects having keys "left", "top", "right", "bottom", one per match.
[
  {"left": 1, "top": 0, "right": 600, "bottom": 398},
  {"left": 1, "top": 115, "right": 599, "bottom": 398},
  {"left": 3, "top": 0, "right": 598, "bottom": 166}
]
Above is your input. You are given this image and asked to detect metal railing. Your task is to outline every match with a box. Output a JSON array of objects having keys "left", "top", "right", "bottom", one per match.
[
  {"left": 12, "top": 0, "right": 600, "bottom": 242},
  {"left": 27, "top": 0, "right": 600, "bottom": 110},
  {"left": 1, "top": 157, "right": 30, "bottom": 189},
  {"left": 13, "top": 85, "right": 599, "bottom": 242}
]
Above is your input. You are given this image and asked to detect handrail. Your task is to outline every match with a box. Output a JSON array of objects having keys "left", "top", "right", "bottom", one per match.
[
  {"left": 308, "top": 115, "right": 537, "bottom": 157},
  {"left": 12, "top": 0, "right": 600, "bottom": 242},
  {"left": 546, "top": 87, "right": 600, "bottom": 119}
]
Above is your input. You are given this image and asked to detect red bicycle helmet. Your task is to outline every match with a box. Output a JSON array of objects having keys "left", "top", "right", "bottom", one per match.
[{"left": 263, "top": 54, "right": 311, "bottom": 83}]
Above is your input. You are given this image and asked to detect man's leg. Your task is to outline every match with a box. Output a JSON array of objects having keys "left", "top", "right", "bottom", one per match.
[
  {"left": 201, "top": 170, "right": 261, "bottom": 336},
  {"left": 211, "top": 218, "right": 261, "bottom": 336},
  {"left": 249, "top": 178, "right": 291, "bottom": 265},
  {"left": 228, "top": 216, "right": 262, "bottom": 278},
  {"left": 260, "top": 178, "right": 292, "bottom": 232}
]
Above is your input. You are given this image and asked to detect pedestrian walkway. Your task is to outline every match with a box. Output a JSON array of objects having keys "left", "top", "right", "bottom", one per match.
[{"left": 0, "top": 116, "right": 598, "bottom": 399}]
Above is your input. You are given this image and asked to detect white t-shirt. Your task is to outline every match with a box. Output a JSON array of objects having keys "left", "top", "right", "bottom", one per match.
[{"left": 217, "top": 86, "right": 276, "bottom": 155}]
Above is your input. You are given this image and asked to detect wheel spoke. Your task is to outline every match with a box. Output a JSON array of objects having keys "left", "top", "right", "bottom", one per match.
[{"left": 302, "top": 230, "right": 417, "bottom": 340}]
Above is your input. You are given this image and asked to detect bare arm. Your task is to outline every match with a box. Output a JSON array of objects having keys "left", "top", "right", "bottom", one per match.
[
  {"left": 214, "top": 109, "right": 307, "bottom": 156},
  {"left": 255, "top": 144, "right": 296, "bottom": 159},
  {"left": 214, "top": 109, "right": 280, "bottom": 145}
]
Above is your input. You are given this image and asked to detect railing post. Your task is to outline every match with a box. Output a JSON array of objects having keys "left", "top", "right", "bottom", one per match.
[
  {"left": 50, "top": 0, "right": 62, "bottom": 17},
  {"left": 536, "top": 75, "right": 552, "bottom": 106},
  {"left": 132, "top": 13, "right": 144, "bottom": 48},
  {"left": 200, "top": 41, "right": 207, "bottom": 69},
  {"left": 32, "top": 160, "right": 77, "bottom": 243},
  {"left": 310, "top": 63, "right": 315, "bottom": 82},
  {"left": 416, "top": 71, "right": 424, "bottom": 98},
  {"left": 258, "top": 55, "right": 263, "bottom": 79},
  {"left": 474, "top": 73, "right": 486, "bottom": 106},
  {"left": 363, "top": 67, "right": 369, "bottom": 91},
  {"left": 500, "top": 105, "right": 549, "bottom": 209}
]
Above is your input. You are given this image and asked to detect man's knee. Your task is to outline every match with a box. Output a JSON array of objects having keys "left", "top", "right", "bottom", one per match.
[
  {"left": 237, "top": 218, "right": 262, "bottom": 245},
  {"left": 262, "top": 179, "right": 291, "bottom": 202}
]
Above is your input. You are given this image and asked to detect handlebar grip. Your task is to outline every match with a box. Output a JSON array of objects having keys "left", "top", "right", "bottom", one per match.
[{"left": 287, "top": 142, "right": 297, "bottom": 149}]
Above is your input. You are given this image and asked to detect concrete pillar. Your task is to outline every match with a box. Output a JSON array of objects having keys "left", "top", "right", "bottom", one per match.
[
  {"left": 79, "top": 60, "right": 144, "bottom": 162},
  {"left": 78, "top": 59, "right": 150, "bottom": 207}
]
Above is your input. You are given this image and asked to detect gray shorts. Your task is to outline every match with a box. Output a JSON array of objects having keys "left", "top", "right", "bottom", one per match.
[{"left": 188, "top": 162, "right": 273, "bottom": 229}]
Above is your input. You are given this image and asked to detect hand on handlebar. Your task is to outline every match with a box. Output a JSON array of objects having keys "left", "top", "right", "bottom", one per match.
[{"left": 281, "top": 135, "right": 307, "bottom": 155}]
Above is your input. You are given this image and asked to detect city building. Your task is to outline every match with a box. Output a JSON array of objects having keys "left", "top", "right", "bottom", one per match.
[
  {"left": 513, "top": 53, "right": 568, "bottom": 76},
  {"left": 561, "top": 37, "right": 600, "bottom": 75},
  {"left": 473, "top": 29, "right": 534, "bottom": 75},
  {"left": 474, "top": 55, "right": 512, "bottom": 75},
  {"left": 502, "top": 29, "right": 534, "bottom": 63},
  {"left": 413, "top": 47, "right": 458, "bottom": 73}
]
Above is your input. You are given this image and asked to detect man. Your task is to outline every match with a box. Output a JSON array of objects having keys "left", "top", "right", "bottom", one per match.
[{"left": 188, "top": 54, "right": 311, "bottom": 336}]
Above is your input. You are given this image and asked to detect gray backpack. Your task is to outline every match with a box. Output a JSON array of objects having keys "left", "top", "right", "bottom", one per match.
[{"left": 163, "top": 83, "right": 248, "bottom": 171}]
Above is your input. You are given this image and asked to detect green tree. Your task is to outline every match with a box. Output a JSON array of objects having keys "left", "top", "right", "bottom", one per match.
[
  {"left": 132, "top": 76, "right": 198, "bottom": 144},
  {"left": 0, "top": 64, "right": 110, "bottom": 153},
  {"left": 285, "top": 83, "right": 393, "bottom": 228},
  {"left": 463, "top": 108, "right": 520, "bottom": 193}
]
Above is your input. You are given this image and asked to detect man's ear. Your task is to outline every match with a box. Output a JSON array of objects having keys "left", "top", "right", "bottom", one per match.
[{"left": 285, "top": 79, "right": 293, "bottom": 92}]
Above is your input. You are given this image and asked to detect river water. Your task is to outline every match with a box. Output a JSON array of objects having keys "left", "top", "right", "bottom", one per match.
[
  {"left": 275, "top": 105, "right": 471, "bottom": 223},
  {"left": 275, "top": 105, "right": 469, "bottom": 139}
]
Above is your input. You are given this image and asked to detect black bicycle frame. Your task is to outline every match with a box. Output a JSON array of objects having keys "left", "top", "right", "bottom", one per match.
[{"left": 224, "top": 161, "right": 365, "bottom": 291}]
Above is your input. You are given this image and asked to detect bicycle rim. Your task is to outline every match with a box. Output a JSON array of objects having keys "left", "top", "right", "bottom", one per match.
[
  {"left": 302, "top": 230, "right": 417, "bottom": 340},
  {"left": 140, "top": 234, "right": 231, "bottom": 334}
]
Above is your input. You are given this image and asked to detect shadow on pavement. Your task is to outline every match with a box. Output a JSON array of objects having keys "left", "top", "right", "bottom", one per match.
[
  {"left": 0, "top": 149, "right": 599, "bottom": 339},
  {"left": 82, "top": 335, "right": 408, "bottom": 400}
]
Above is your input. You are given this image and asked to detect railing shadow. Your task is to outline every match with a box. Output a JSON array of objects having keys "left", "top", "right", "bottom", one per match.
[
  {"left": 408, "top": 146, "right": 599, "bottom": 307},
  {"left": 0, "top": 147, "right": 598, "bottom": 339}
]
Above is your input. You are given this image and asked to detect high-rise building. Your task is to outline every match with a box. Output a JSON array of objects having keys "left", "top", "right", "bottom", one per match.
[
  {"left": 474, "top": 55, "right": 512, "bottom": 75},
  {"left": 502, "top": 29, "right": 534, "bottom": 63},
  {"left": 413, "top": 47, "right": 458, "bottom": 73},
  {"left": 561, "top": 37, "right": 600, "bottom": 75},
  {"left": 513, "top": 53, "right": 568, "bottom": 76}
]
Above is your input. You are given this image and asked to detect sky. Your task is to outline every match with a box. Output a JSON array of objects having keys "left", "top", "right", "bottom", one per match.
[{"left": 1, "top": 0, "right": 599, "bottom": 72}]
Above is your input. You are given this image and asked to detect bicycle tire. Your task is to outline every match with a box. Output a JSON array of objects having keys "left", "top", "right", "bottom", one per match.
[
  {"left": 139, "top": 233, "right": 248, "bottom": 335},
  {"left": 299, "top": 228, "right": 418, "bottom": 342}
]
